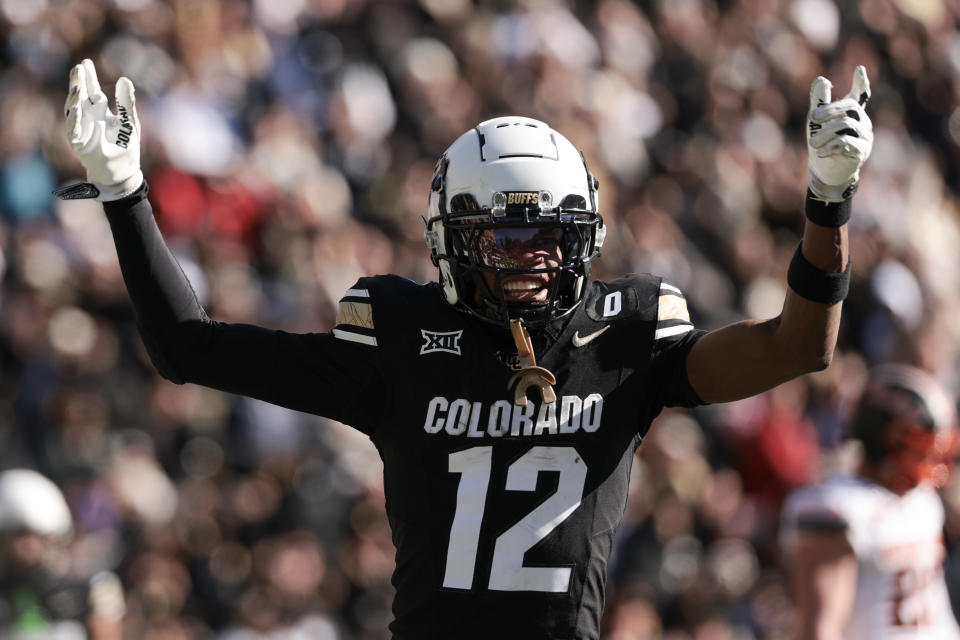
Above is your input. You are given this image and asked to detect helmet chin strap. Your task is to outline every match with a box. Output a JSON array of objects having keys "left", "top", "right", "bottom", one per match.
[{"left": 507, "top": 318, "right": 557, "bottom": 406}]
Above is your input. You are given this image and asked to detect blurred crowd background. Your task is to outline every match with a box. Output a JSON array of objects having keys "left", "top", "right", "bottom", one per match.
[{"left": 2, "top": 0, "right": 960, "bottom": 638}]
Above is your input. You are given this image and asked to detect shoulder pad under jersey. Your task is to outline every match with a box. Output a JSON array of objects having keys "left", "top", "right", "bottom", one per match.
[
  {"left": 332, "top": 275, "right": 448, "bottom": 349},
  {"left": 585, "top": 274, "right": 695, "bottom": 339}
]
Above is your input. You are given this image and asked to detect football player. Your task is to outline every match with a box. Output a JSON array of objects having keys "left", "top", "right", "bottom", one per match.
[
  {"left": 59, "top": 58, "right": 871, "bottom": 639},
  {"left": 781, "top": 365, "right": 960, "bottom": 639}
]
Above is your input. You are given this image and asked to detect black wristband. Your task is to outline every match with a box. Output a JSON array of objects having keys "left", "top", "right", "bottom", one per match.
[
  {"left": 787, "top": 242, "right": 851, "bottom": 305},
  {"left": 805, "top": 189, "right": 852, "bottom": 227},
  {"left": 103, "top": 180, "right": 150, "bottom": 213}
]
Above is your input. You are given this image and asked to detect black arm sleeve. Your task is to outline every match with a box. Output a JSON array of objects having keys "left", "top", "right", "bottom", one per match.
[
  {"left": 103, "top": 183, "right": 204, "bottom": 384},
  {"left": 102, "top": 183, "right": 385, "bottom": 433}
]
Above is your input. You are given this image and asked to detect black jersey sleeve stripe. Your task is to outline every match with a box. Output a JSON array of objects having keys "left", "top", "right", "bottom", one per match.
[
  {"left": 656, "top": 281, "right": 692, "bottom": 341},
  {"left": 659, "top": 282, "right": 685, "bottom": 297},
  {"left": 654, "top": 318, "right": 693, "bottom": 332},
  {"left": 656, "top": 318, "right": 692, "bottom": 329},
  {"left": 335, "top": 285, "right": 378, "bottom": 345},
  {"left": 333, "top": 322, "right": 376, "bottom": 335},
  {"left": 332, "top": 329, "right": 378, "bottom": 346},
  {"left": 654, "top": 324, "right": 693, "bottom": 340},
  {"left": 332, "top": 320, "right": 378, "bottom": 346},
  {"left": 339, "top": 287, "right": 372, "bottom": 305}
]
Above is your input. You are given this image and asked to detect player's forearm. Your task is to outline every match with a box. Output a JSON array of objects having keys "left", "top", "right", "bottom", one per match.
[
  {"left": 773, "top": 205, "right": 849, "bottom": 372},
  {"left": 103, "top": 183, "right": 209, "bottom": 383},
  {"left": 801, "top": 205, "right": 848, "bottom": 272}
]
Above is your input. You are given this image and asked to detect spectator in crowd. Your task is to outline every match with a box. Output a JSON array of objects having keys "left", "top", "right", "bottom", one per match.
[{"left": 0, "top": 468, "right": 125, "bottom": 639}]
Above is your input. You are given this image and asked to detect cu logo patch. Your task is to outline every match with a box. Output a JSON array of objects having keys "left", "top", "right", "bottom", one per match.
[{"left": 420, "top": 329, "right": 464, "bottom": 356}]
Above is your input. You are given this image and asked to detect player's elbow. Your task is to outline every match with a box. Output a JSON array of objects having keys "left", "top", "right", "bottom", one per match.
[
  {"left": 781, "top": 345, "right": 833, "bottom": 379},
  {"left": 138, "top": 318, "right": 213, "bottom": 385},
  {"left": 141, "top": 332, "right": 188, "bottom": 384},
  {"left": 773, "top": 318, "right": 836, "bottom": 376},
  {"left": 801, "top": 346, "right": 834, "bottom": 373}
]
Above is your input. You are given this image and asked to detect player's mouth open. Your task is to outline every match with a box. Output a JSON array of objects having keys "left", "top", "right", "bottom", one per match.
[{"left": 500, "top": 275, "right": 550, "bottom": 302}]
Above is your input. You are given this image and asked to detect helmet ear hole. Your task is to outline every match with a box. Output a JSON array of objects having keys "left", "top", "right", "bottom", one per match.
[
  {"left": 560, "top": 194, "right": 586, "bottom": 210},
  {"left": 450, "top": 193, "right": 479, "bottom": 213}
]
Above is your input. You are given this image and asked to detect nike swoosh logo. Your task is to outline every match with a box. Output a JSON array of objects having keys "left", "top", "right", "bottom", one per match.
[{"left": 572, "top": 326, "right": 610, "bottom": 348}]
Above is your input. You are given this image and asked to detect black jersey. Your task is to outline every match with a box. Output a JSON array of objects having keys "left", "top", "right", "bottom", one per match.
[
  {"left": 334, "top": 275, "right": 702, "bottom": 639},
  {"left": 103, "top": 188, "right": 705, "bottom": 640}
]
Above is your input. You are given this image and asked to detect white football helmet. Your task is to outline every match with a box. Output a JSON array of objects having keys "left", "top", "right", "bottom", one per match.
[
  {"left": 424, "top": 116, "right": 605, "bottom": 328},
  {"left": 0, "top": 469, "right": 72, "bottom": 537}
]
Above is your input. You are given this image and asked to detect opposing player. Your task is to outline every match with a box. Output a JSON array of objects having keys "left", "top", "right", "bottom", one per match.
[
  {"left": 60, "top": 58, "right": 872, "bottom": 638},
  {"left": 781, "top": 365, "right": 960, "bottom": 640}
]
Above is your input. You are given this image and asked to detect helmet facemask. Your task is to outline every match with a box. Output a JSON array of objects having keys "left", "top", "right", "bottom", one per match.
[
  {"left": 850, "top": 365, "right": 959, "bottom": 492},
  {"left": 885, "top": 419, "right": 959, "bottom": 490}
]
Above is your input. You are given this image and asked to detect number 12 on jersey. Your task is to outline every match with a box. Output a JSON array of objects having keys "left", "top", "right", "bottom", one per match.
[{"left": 443, "top": 445, "right": 588, "bottom": 592}]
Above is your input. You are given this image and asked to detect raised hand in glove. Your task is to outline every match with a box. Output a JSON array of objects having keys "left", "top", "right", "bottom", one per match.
[
  {"left": 57, "top": 59, "right": 143, "bottom": 201},
  {"left": 807, "top": 65, "right": 873, "bottom": 203}
]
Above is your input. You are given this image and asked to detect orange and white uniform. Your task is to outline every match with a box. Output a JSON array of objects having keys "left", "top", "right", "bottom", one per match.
[{"left": 781, "top": 475, "right": 960, "bottom": 639}]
